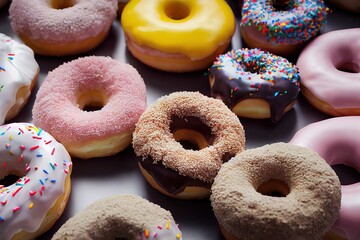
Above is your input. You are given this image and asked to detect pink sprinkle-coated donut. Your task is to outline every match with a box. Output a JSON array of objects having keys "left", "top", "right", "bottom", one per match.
[
  {"left": 296, "top": 28, "right": 360, "bottom": 116},
  {"left": 9, "top": 0, "right": 117, "bottom": 55},
  {"left": 290, "top": 116, "right": 360, "bottom": 240},
  {"left": 32, "top": 56, "right": 147, "bottom": 159}
]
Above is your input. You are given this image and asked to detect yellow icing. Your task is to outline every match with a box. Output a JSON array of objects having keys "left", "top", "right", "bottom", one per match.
[{"left": 121, "top": 0, "right": 235, "bottom": 60}]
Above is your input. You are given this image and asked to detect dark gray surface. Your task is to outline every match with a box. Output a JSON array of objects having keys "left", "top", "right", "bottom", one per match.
[{"left": 0, "top": 0, "right": 359, "bottom": 239}]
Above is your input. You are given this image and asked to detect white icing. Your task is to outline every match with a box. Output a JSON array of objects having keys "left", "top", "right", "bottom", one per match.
[
  {"left": 0, "top": 123, "right": 72, "bottom": 239},
  {"left": 0, "top": 34, "right": 39, "bottom": 125},
  {"left": 141, "top": 220, "right": 182, "bottom": 240}
]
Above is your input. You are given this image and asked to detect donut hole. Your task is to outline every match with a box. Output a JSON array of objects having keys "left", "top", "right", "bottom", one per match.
[
  {"left": 164, "top": 1, "right": 190, "bottom": 20},
  {"left": 336, "top": 62, "right": 360, "bottom": 73},
  {"left": 77, "top": 90, "right": 109, "bottom": 112},
  {"left": 170, "top": 116, "right": 214, "bottom": 150},
  {"left": 51, "top": 0, "right": 75, "bottom": 9},
  {"left": 0, "top": 174, "right": 21, "bottom": 188},
  {"left": 256, "top": 179, "right": 290, "bottom": 197},
  {"left": 332, "top": 164, "right": 360, "bottom": 185},
  {"left": 271, "top": 0, "right": 295, "bottom": 11}
]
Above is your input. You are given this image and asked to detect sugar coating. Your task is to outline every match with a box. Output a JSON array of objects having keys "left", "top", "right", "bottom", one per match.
[
  {"left": 52, "top": 195, "right": 182, "bottom": 240},
  {"left": 132, "top": 91, "right": 245, "bottom": 183},
  {"left": 211, "top": 143, "right": 341, "bottom": 240},
  {"left": 9, "top": 0, "right": 117, "bottom": 42},
  {"left": 32, "top": 56, "right": 146, "bottom": 146}
]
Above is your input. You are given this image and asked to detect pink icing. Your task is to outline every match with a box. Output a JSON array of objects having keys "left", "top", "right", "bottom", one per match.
[
  {"left": 290, "top": 116, "right": 360, "bottom": 240},
  {"left": 296, "top": 28, "right": 360, "bottom": 110},
  {"left": 9, "top": 0, "right": 117, "bottom": 42},
  {"left": 32, "top": 56, "right": 146, "bottom": 147}
]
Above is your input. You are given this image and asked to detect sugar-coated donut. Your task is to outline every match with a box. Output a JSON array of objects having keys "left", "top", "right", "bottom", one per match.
[
  {"left": 240, "top": 0, "right": 329, "bottom": 56},
  {"left": 52, "top": 195, "right": 182, "bottom": 240},
  {"left": 0, "top": 123, "right": 72, "bottom": 240},
  {"left": 296, "top": 28, "right": 360, "bottom": 116},
  {"left": 211, "top": 143, "right": 341, "bottom": 240},
  {"left": 33, "top": 56, "right": 147, "bottom": 159},
  {"left": 209, "top": 48, "right": 300, "bottom": 123},
  {"left": 132, "top": 91, "right": 245, "bottom": 199},
  {"left": 121, "top": 0, "right": 235, "bottom": 72},
  {"left": 290, "top": 116, "right": 360, "bottom": 240},
  {"left": 328, "top": 0, "right": 360, "bottom": 13},
  {"left": 0, "top": 33, "right": 39, "bottom": 125},
  {"left": 9, "top": 0, "right": 118, "bottom": 56}
]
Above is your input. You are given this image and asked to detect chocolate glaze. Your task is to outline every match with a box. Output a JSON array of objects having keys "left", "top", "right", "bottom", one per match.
[
  {"left": 139, "top": 115, "right": 233, "bottom": 195},
  {"left": 170, "top": 115, "right": 214, "bottom": 147},
  {"left": 209, "top": 50, "right": 300, "bottom": 123},
  {"left": 139, "top": 157, "right": 212, "bottom": 195}
]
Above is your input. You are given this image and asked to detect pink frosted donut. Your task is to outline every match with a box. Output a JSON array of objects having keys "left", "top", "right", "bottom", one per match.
[
  {"left": 33, "top": 56, "right": 147, "bottom": 159},
  {"left": 9, "top": 0, "right": 117, "bottom": 56},
  {"left": 290, "top": 116, "right": 360, "bottom": 240},
  {"left": 296, "top": 28, "right": 360, "bottom": 116}
]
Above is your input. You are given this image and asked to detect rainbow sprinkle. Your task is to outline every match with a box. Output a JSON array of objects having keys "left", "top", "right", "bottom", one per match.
[
  {"left": 241, "top": 0, "right": 329, "bottom": 44},
  {"left": 143, "top": 219, "right": 182, "bottom": 239}
]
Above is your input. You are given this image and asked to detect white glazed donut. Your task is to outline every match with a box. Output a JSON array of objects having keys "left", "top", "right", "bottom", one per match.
[
  {"left": 0, "top": 33, "right": 39, "bottom": 125},
  {"left": 0, "top": 123, "right": 72, "bottom": 240}
]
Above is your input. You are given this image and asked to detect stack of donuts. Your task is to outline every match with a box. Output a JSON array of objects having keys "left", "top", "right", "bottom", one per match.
[{"left": 0, "top": 0, "right": 359, "bottom": 239}]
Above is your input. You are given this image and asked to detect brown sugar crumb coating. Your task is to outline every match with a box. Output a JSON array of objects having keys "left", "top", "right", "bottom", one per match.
[
  {"left": 132, "top": 91, "right": 245, "bottom": 183},
  {"left": 210, "top": 142, "right": 341, "bottom": 240},
  {"left": 52, "top": 195, "right": 181, "bottom": 240}
]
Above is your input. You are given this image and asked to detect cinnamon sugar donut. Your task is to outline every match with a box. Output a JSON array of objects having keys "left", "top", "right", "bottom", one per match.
[
  {"left": 9, "top": 0, "right": 117, "bottom": 56},
  {"left": 33, "top": 56, "right": 147, "bottom": 159},
  {"left": 211, "top": 143, "right": 341, "bottom": 240},
  {"left": 132, "top": 92, "right": 245, "bottom": 199},
  {"left": 52, "top": 195, "right": 182, "bottom": 240}
]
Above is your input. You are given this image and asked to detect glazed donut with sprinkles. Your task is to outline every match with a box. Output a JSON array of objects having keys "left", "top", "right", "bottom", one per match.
[
  {"left": 0, "top": 123, "right": 72, "bottom": 240},
  {"left": 0, "top": 33, "right": 39, "bottom": 125},
  {"left": 209, "top": 48, "right": 300, "bottom": 123},
  {"left": 240, "top": 0, "right": 329, "bottom": 56}
]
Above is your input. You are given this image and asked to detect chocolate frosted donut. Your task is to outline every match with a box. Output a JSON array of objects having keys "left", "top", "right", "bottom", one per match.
[
  {"left": 52, "top": 195, "right": 182, "bottom": 240},
  {"left": 211, "top": 143, "right": 341, "bottom": 240},
  {"left": 132, "top": 91, "right": 245, "bottom": 199},
  {"left": 209, "top": 48, "right": 300, "bottom": 123}
]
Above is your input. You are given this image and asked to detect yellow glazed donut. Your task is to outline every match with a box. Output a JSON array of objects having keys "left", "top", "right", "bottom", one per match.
[{"left": 121, "top": 0, "right": 235, "bottom": 72}]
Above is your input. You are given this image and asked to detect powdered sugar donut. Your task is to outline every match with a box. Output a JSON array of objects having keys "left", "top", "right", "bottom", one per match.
[
  {"left": 52, "top": 195, "right": 182, "bottom": 240},
  {"left": 9, "top": 0, "right": 117, "bottom": 56},
  {"left": 211, "top": 143, "right": 341, "bottom": 240},
  {"left": 0, "top": 123, "right": 72, "bottom": 240},
  {"left": 33, "top": 56, "right": 147, "bottom": 159},
  {"left": 0, "top": 33, "right": 39, "bottom": 125}
]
